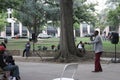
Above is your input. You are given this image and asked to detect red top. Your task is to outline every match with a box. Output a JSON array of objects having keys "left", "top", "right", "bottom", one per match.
[{"left": 0, "top": 45, "right": 6, "bottom": 51}]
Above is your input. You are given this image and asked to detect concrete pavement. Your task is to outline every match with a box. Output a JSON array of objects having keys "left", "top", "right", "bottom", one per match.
[{"left": 16, "top": 61, "right": 120, "bottom": 80}]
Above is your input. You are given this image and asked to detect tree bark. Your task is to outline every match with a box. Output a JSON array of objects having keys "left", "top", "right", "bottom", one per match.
[{"left": 59, "top": 0, "right": 82, "bottom": 61}]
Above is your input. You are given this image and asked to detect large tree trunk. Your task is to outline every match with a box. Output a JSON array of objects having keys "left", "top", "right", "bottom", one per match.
[{"left": 59, "top": 0, "right": 82, "bottom": 61}]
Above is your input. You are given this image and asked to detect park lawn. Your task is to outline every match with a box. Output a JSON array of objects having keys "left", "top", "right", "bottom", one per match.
[
  {"left": 0, "top": 37, "right": 120, "bottom": 52},
  {"left": 0, "top": 38, "right": 59, "bottom": 50}
]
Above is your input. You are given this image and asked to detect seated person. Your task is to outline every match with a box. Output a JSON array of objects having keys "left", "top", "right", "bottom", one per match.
[
  {"left": 77, "top": 41, "right": 85, "bottom": 53},
  {"left": 0, "top": 44, "right": 20, "bottom": 80},
  {"left": 5, "top": 55, "right": 15, "bottom": 65}
]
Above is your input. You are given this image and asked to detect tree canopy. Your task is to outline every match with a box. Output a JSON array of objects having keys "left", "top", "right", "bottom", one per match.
[
  {"left": 13, "top": 0, "right": 46, "bottom": 34},
  {"left": 0, "top": 0, "right": 97, "bottom": 30},
  {"left": 106, "top": 0, "right": 120, "bottom": 31},
  {"left": 107, "top": 5, "right": 120, "bottom": 31},
  {"left": 0, "top": 0, "right": 23, "bottom": 12},
  {"left": 73, "top": 0, "right": 96, "bottom": 25}
]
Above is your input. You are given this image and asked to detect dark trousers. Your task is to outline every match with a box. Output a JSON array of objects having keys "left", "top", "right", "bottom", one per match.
[
  {"left": 23, "top": 49, "right": 30, "bottom": 57},
  {"left": 23, "top": 49, "right": 26, "bottom": 57},
  {"left": 3, "top": 65, "right": 20, "bottom": 77},
  {"left": 95, "top": 52, "right": 102, "bottom": 71}
]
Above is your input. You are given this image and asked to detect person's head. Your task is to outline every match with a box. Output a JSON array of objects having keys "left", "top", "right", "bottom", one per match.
[
  {"left": 1, "top": 42, "right": 4, "bottom": 44},
  {"left": 0, "top": 44, "right": 6, "bottom": 54},
  {"left": 94, "top": 30, "right": 99, "bottom": 36},
  {"left": 80, "top": 41, "right": 82, "bottom": 44}
]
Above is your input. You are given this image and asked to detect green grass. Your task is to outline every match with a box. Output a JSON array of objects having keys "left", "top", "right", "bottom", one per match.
[
  {"left": 0, "top": 37, "right": 120, "bottom": 52},
  {"left": 0, "top": 38, "right": 60, "bottom": 50}
]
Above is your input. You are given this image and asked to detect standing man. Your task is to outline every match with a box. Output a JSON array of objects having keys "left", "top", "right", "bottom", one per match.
[
  {"left": 23, "top": 41, "right": 31, "bottom": 57},
  {"left": 86, "top": 30, "right": 103, "bottom": 72}
]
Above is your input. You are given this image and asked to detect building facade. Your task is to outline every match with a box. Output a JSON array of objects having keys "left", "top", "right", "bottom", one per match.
[
  {"left": 80, "top": 23, "right": 94, "bottom": 37},
  {"left": 0, "top": 9, "right": 30, "bottom": 38}
]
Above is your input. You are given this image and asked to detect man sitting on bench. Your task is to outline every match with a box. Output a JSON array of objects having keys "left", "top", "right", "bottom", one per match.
[{"left": 0, "top": 44, "right": 20, "bottom": 80}]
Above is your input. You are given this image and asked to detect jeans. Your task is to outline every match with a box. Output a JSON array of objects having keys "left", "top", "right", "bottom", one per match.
[{"left": 3, "top": 65, "right": 20, "bottom": 77}]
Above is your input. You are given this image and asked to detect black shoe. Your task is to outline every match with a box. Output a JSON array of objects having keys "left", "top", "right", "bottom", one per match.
[
  {"left": 16, "top": 76, "right": 21, "bottom": 80},
  {"left": 99, "top": 70, "right": 103, "bottom": 72},
  {"left": 92, "top": 71, "right": 99, "bottom": 72},
  {"left": 92, "top": 70, "right": 103, "bottom": 72}
]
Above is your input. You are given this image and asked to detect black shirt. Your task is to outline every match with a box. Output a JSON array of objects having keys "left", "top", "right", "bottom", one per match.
[{"left": 0, "top": 54, "right": 7, "bottom": 69}]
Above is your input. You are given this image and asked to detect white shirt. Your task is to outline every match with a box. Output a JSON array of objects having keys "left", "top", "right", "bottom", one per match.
[{"left": 78, "top": 44, "right": 82, "bottom": 49}]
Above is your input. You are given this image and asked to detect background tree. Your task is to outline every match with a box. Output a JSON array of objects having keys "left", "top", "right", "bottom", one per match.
[
  {"left": 73, "top": 0, "right": 97, "bottom": 37},
  {"left": 13, "top": 0, "right": 46, "bottom": 36},
  {"left": 59, "top": 0, "right": 79, "bottom": 61},
  {"left": 106, "top": 0, "right": 120, "bottom": 8},
  {"left": 105, "top": 0, "right": 120, "bottom": 31},
  {"left": 0, "top": 0, "right": 23, "bottom": 11},
  {"left": 95, "top": 10, "right": 108, "bottom": 31},
  {"left": 58, "top": 0, "right": 98, "bottom": 61},
  {"left": 107, "top": 5, "right": 120, "bottom": 31},
  {"left": 73, "top": 0, "right": 96, "bottom": 25},
  {"left": 44, "top": 0, "right": 60, "bottom": 26},
  {"left": 0, "top": 11, "right": 7, "bottom": 35}
]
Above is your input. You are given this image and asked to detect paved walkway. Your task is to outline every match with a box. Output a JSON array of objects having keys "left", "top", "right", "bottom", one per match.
[{"left": 15, "top": 60, "right": 120, "bottom": 80}]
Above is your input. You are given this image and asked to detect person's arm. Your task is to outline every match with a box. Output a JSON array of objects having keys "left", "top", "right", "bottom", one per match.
[{"left": 89, "top": 36, "right": 100, "bottom": 44}]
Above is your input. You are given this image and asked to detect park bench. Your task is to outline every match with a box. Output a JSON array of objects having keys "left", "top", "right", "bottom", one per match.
[
  {"left": 0, "top": 68, "right": 11, "bottom": 80},
  {"left": 0, "top": 67, "right": 5, "bottom": 80}
]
